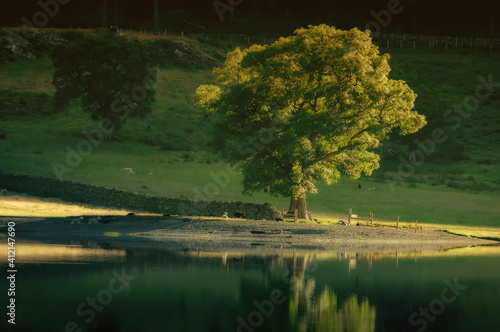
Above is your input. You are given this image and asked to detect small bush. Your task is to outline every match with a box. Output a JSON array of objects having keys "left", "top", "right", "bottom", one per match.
[
  {"left": 476, "top": 158, "right": 498, "bottom": 165},
  {"left": 151, "top": 39, "right": 192, "bottom": 68},
  {"left": 160, "top": 139, "right": 192, "bottom": 152},
  {"left": 446, "top": 174, "right": 462, "bottom": 181},
  {"left": 448, "top": 168, "right": 465, "bottom": 175},
  {"left": 447, "top": 181, "right": 470, "bottom": 190},
  {"left": 58, "top": 30, "right": 86, "bottom": 41},
  {"left": 471, "top": 182, "right": 497, "bottom": 192},
  {"left": 0, "top": 90, "right": 55, "bottom": 118}
]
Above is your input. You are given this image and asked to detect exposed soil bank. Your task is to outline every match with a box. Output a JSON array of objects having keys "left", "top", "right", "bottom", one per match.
[{"left": 1, "top": 216, "right": 497, "bottom": 254}]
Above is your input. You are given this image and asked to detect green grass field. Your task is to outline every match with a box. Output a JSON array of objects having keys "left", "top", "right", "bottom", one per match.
[{"left": 0, "top": 29, "right": 499, "bottom": 229}]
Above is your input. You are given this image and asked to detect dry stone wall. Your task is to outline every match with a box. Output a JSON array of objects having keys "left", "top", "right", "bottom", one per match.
[{"left": 0, "top": 172, "right": 280, "bottom": 220}]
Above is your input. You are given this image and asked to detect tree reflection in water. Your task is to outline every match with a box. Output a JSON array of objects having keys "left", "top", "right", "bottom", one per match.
[
  {"left": 286, "top": 254, "right": 376, "bottom": 332},
  {"left": 289, "top": 279, "right": 376, "bottom": 332}
]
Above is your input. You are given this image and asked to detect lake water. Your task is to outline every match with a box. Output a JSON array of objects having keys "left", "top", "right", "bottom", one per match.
[{"left": 1, "top": 241, "right": 500, "bottom": 332}]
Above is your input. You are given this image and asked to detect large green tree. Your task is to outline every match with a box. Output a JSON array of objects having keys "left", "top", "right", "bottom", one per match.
[
  {"left": 195, "top": 25, "right": 426, "bottom": 220},
  {"left": 52, "top": 32, "right": 156, "bottom": 131}
]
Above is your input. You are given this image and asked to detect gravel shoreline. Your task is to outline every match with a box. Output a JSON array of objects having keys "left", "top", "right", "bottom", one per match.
[{"left": 1, "top": 216, "right": 498, "bottom": 254}]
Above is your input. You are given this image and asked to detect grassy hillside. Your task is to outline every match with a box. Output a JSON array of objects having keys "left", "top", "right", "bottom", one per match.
[{"left": 0, "top": 29, "right": 499, "bottom": 227}]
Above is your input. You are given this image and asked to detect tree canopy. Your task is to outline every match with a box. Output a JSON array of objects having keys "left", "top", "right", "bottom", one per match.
[
  {"left": 195, "top": 24, "right": 426, "bottom": 219},
  {"left": 52, "top": 32, "right": 156, "bottom": 130}
]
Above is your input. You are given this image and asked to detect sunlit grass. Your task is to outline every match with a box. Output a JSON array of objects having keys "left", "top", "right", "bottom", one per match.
[
  {"left": 103, "top": 232, "right": 121, "bottom": 237},
  {"left": 372, "top": 221, "right": 500, "bottom": 241},
  {"left": 0, "top": 194, "right": 135, "bottom": 217},
  {"left": 0, "top": 29, "right": 499, "bottom": 230},
  {"left": 0, "top": 243, "right": 126, "bottom": 263}
]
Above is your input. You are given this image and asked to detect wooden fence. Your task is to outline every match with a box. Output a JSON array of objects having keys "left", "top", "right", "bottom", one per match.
[
  {"left": 348, "top": 208, "right": 400, "bottom": 227},
  {"left": 348, "top": 208, "right": 421, "bottom": 232},
  {"left": 129, "top": 27, "right": 500, "bottom": 52},
  {"left": 370, "top": 32, "right": 500, "bottom": 52}
]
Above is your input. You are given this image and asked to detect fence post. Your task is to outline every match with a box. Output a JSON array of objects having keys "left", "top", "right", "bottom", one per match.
[
  {"left": 413, "top": 41, "right": 416, "bottom": 49},
  {"left": 387, "top": 40, "right": 390, "bottom": 48},
  {"left": 294, "top": 209, "right": 298, "bottom": 222},
  {"left": 396, "top": 216, "right": 399, "bottom": 229},
  {"left": 370, "top": 212, "right": 373, "bottom": 225},
  {"left": 348, "top": 208, "right": 352, "bottom": 225},
  {"left": 415, "top": 220, "right": 418, "bottom": 233}
]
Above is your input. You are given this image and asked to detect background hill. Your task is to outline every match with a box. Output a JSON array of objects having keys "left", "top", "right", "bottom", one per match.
[
  {"left": 2, "top": 0, "right": 499, "bottom": 37},
  {"left": 0, "top": 28, "right": 499, "bottom": 227}
]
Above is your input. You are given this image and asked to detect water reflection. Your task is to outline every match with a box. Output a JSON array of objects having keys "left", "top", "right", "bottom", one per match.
[
  {"left": 289, "top": 279, "right": 376, "bottom": 332},
  {"left": 0, "top": 242, "right": 126, "bottom": 263},
  {"left": 0, "top": 242, "right": 499, "bottom": 332}
]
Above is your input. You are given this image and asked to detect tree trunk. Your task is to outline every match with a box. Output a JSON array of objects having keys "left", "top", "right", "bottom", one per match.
[
  {"left": 153, "top": 0, "right": 160, "bottom": 34},
  {"left": 289, "top": 197, "right": 313, "bottom": 221},
  {"left": 101, "top": 0, "right": 107, "bottom": 27},
  {"left": 490, "top": 0, "right": 495, "bottom": 36},
  {"left": 113, "top": 0, "right": 118, "bottom": 26}
]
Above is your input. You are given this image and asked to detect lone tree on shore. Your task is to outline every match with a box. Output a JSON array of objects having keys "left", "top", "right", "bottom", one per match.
[
  {"left": 195, "top": 25, "right": 426, "bottom": 220},
  {"left": 52, "top": 32, "right": 156, "bottom": 131}
]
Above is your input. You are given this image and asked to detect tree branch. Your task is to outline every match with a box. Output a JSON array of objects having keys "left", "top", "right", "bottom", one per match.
[{"left": 309, "top": 124, "right": 379, "bottom": 166}]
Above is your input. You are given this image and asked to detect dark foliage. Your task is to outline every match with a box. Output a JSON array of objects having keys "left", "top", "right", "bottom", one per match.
[{"left": 51, "top": 31, "right": 157, "bottom": 130}]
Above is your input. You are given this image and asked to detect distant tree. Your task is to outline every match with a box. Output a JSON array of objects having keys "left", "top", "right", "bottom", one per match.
[
  {"left": 153, "top": 0, "right": 160, "bottom": 33},
  {"left": 195, "top": 25, "right": 426, "bottom": 220},
  {"left": 101, "top": 0, "right": 108, "bottom": 27},
  {"left": 52, "top": 32, "right": 156, "bottom": 131},
  {"left": 490, "top": 0, "right": 495, "bottom": 36}
]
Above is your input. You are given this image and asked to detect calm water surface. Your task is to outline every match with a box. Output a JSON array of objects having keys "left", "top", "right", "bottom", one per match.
[{"left": 1, "top": 241, "right": 500, "bottom": 332}]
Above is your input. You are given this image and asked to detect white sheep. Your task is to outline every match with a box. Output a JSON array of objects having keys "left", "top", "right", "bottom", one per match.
[
  {"left": 71, "top": 216, "right": 83, "bottom": 224},
  {"left": 123, "top": 168, "right": 135, "bottom": 173}
]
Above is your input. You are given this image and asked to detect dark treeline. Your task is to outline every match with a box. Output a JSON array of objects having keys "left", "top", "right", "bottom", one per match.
[{"left": 1, "top": 0, "right": 498, "bottom": 37}]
